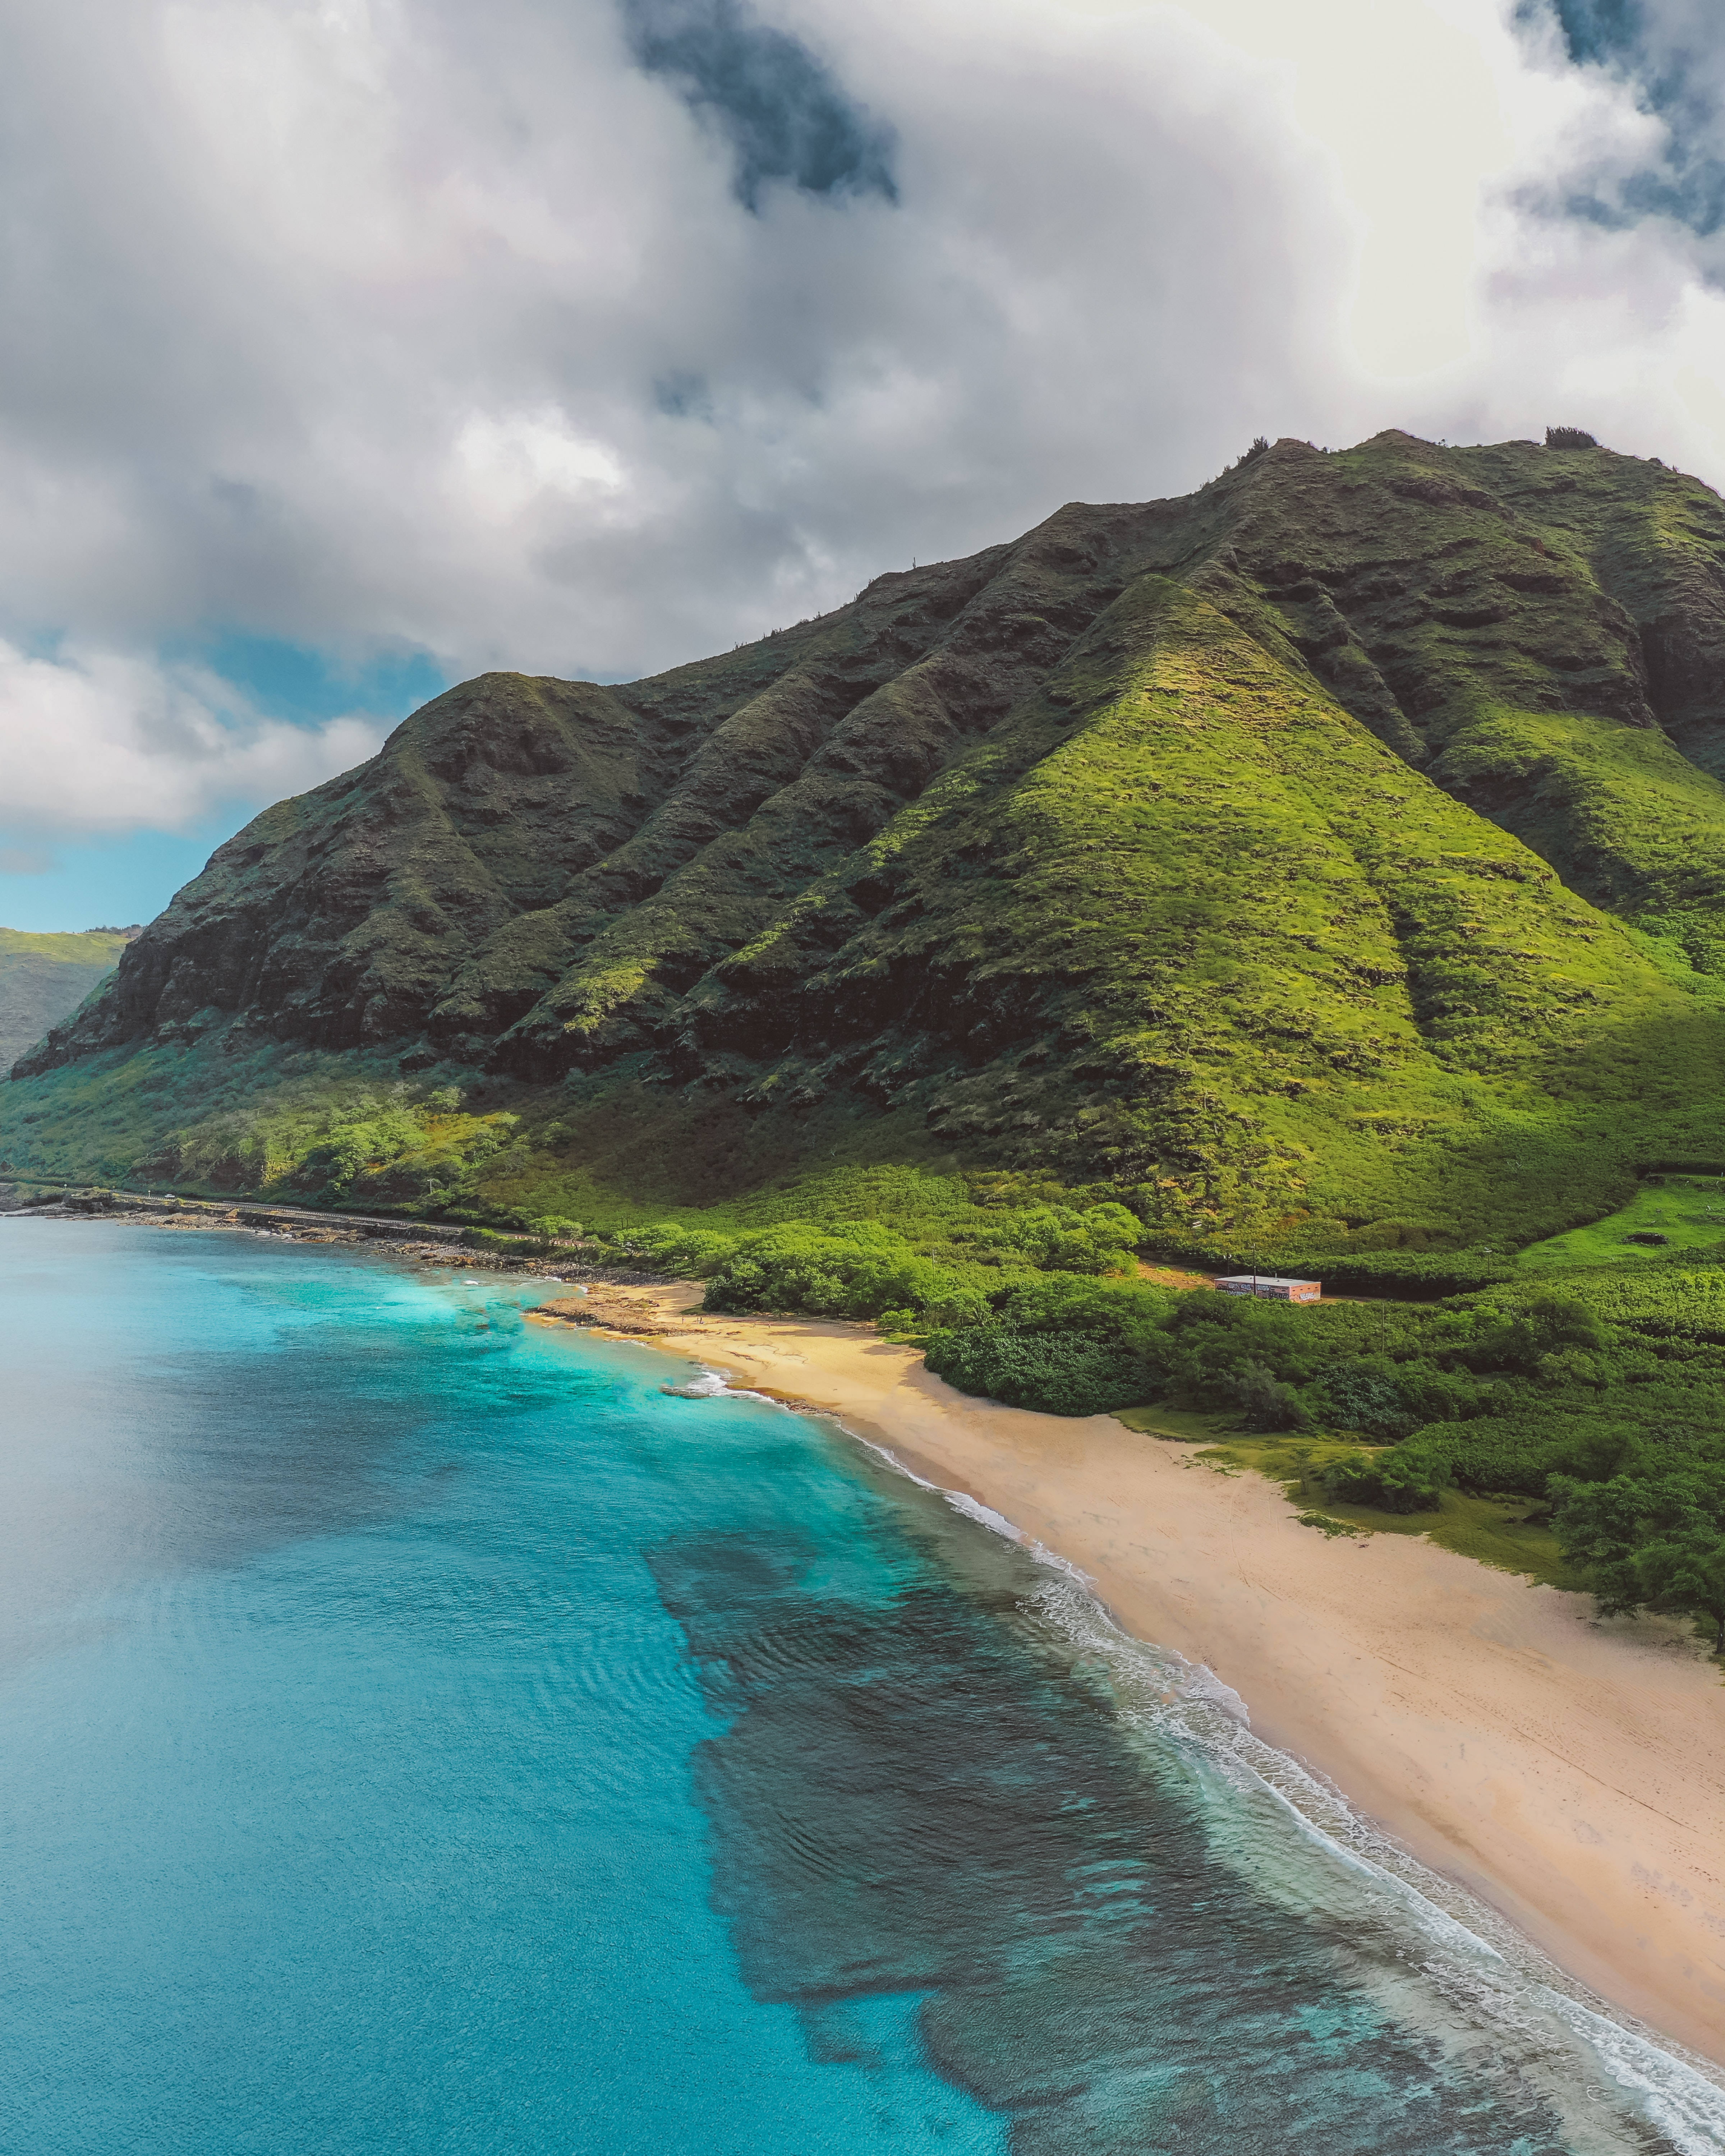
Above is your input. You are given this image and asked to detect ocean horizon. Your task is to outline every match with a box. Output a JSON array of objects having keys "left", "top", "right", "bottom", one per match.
[{"left": 3, "top": 1220, "right": 1722, "bottom": 2155}]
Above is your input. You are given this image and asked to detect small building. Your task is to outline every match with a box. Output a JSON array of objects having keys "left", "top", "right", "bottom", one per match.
[{"left": 1214, "top": 1274, "right": 1321, "bottom": 1303}]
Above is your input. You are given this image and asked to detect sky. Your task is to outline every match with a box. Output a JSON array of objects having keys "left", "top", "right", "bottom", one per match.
[{"left": 5, "top": 0, "right": 1725, "bottom": 929}]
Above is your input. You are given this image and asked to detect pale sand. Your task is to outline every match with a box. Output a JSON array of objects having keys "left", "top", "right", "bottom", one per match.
[{"left": 543, "top": 1281, "right": 1725, "bottom": 2068}]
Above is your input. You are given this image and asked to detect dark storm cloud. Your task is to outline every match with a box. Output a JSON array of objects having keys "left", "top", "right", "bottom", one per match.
[{"left": 622, "top": 0, "right": 896, "bottom": 211}]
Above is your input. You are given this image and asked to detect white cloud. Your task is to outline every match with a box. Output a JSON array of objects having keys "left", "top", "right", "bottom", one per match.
[
  {"left": 0, "top": 642, "right": 382, "bottom": 833},
  {"left": 453, "top": 413, "right": 628, "bottom": 524},
  {"left": 0, "top": 0, "right": 1362, "bottom": 694},
  {"left": 5, "top": 0, "right": 1725, "bottom": 848}
]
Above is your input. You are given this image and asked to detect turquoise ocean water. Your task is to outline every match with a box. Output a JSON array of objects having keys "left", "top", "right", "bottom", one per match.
[{"left": 3, "top": 1221, "right": 1724, "bottom": 2155}]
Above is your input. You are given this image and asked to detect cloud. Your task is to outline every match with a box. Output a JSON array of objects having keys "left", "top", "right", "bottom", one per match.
[
  {"left": 622, "top": 0, "right": 898, "bottom": 211},
  {"left": 1513, "top": 0, "right": 1725, "bottom": 239},
  {"left": 0, "top": 642, "right": 383, "bottom": 835},
  {"left": 5, "top": 0, "right": 1725, "bottom": 865},
  {"left": 0, "top": 0, "right": 1361, "bottom": 703},
  {"left": 0, "top": 848, "right": 55, "bottom": 875}
]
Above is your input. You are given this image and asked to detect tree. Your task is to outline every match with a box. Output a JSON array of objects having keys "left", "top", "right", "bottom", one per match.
[
  {"left": 1318, "top": 1357, "right": 1413, "bottom": 1438},
  {"left": 1550, "top": 1469, "right": 1725, "bottom": 1654},
  {"left": 1322, "top": 1446, "right": 1449, "bottom": 1515},
  {"left": 527, "top": 1214, "right": 582, "bottom": 1252},
  {"left": 1225, "top": 1358, "right": 1307, "bottom": 1432}
]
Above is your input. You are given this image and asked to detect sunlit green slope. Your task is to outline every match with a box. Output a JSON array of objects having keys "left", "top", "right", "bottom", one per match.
[
  {"left": 0, "top": 927, "right": 129, "bottom": 1074},
  {"left": 12, "top": 431, "right": 1725, "bottom": 1263}
]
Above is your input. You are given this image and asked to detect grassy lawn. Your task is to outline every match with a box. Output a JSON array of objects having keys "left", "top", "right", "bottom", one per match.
[
  {"left": 1112, "top": 1403, "right": 1231, "bottom": 1442},
  {"left": 1517, "top": 1177, "right": 1725, "bottom": 1270}
]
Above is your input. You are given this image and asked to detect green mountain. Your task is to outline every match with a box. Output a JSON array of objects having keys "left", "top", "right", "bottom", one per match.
[
  {"left": 0, "top": 927, "right": 132, "bottom": 1075},
  {"left": 13, "top": 429, "right": 1725, "bottom": 1263}
]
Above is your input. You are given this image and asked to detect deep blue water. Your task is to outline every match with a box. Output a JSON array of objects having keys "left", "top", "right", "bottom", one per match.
[{"left": 2, "top": 1222, "right": 1723, "bottom": 2155}]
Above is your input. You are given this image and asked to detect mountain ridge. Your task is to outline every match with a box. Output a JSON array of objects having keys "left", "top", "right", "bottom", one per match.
[{"left": 14, "top": 428, "right": 1725, "bottom": 1259}]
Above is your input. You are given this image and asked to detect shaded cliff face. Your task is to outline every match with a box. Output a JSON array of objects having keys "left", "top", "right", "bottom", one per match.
[
  {"left": 22, "top": 505, "right": 1156, "bottom": 1072},
  {"left": 21, "top": 430, "right": 1725, "bottom": 1240}
]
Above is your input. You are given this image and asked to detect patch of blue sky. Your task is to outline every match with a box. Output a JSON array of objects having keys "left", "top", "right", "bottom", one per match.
[
  {"left": 0, "top": 824, "right": 237, "bottom": 935},
  {"left": 1563, "top": 162, "right": 1725, "bottom": 237},
  {"left": 0, "top": 634, "right": 446, "bottom": 935},
  {"left": 1528, "top": 0, "right": 1725, "bottom": 240},
  {"left": 171, "top": 631, "right": 447, "bottom": 729},
  {"left": 1537, "top": 0, "right": 1647, "bottom": 69}
]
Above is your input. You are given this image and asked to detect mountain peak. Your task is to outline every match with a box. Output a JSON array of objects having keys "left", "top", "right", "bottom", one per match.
[{"left": 13, "top": 431, "right": 1725, "bottom": 1256}]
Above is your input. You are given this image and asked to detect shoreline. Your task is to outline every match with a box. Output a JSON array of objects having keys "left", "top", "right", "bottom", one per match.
[
  {"left": 545, "top": 1279, "right": 1725, "bottom": 2075},
  {"left": 18, "top": 1211, "right": 1725, "bottom": 2077}
]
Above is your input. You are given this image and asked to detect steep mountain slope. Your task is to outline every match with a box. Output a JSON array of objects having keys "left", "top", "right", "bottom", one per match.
[
  {"left": 0, "top": 927, "right": 131, "bottom": 1071},
  {"left": 14, "top": 430, "right": 1725, "bottom": 1257}
]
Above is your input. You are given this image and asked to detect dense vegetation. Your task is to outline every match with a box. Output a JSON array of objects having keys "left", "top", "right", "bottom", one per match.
[
  {"left": 16, "top": 429, "right": 1725, "bottom": 1272},
  {"left": 620, "top": 1189, "right": 1725, "bottom": 1653},
  {"left": 922, "top": 1326, "right": 1151, "bottom": 1418},
  {"left": 1550, "top": 1469, "right": 1725, "bottom": 1652},
  {"left": 9, "top": 429, "right": 1725, "bottom": 1641},
  {"left": 0, "top": 1053, "right": 524, "bottom": 1212}
]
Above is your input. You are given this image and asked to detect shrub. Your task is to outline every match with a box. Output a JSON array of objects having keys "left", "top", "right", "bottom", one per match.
[
  {"left": 991, "top": 1272, "right": 1174, "bottom": 1350},
  {"left": 1471, "top": 1264, "right": 1725, "bottom": 1344},
  {"left": 1399, "top": 1413, "right": 1725, "bottom": 1498},
  {"left": 1426, "top": 1294, "right": 1609, "bottom": 1374},
  {"left": 950, "top": 1201, "right": 1142, "bottom": 1276},
  {"left": 626, "top": 1225, "right": 739, "bottom": 1276},
  {"left": 1317, "top": 1357, "right": 1414, "bottom": 1437},
  {"left": 1305, "top": 1251, "right": 1516, "bottom": 1298},
  {"left": 682, "top": 1223, "right": 998, "bottom": 1326},
  {"left": 923, "top": 1323, "right": 1151, "bottom": 1417},
  {"left": 1221, "top": 1358, "right": 1308, "bottom": 1432},
  {"left": 1163, "top": 1293, "right": 1333, "bottom": 1401},
  {"left": 1550, "top": 1468, "right": 1725, "bottom": 1651},
  {"left": 1321, "top": 1447, "right": 1450, "bottom": 1514}
]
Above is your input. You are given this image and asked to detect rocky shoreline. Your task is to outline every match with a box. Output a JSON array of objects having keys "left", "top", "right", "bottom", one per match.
[{"left": 0, "top": 1184, "right": 666, "bottom": 1287}]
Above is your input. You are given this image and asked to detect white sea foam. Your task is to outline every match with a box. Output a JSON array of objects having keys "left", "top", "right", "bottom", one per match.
[
  {"left": 848, "top": 1432, "right": 1725, "bottom": 2156},
  {"left": 938, "top": 1489, "right": 1026, "bottom": 1543},
  {"left": 849, "top": 1436, "right": 1100, "bottom": 1589},
  {"left": 856, "top": 1438, "right": 942, "bottom": 1493},
  {"left": 659, "top": 1362, "right": 786, "bottom": 1406},
  {"left": 673, "top": 1367, "right": 732, "bottom": 1398},
  {"left": 1026, "top": 1566, "right": 1725, "bottom": 2156}
]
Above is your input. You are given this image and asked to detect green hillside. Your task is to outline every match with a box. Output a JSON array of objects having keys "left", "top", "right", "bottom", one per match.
[
  {"left": 0, "top": 927, "right": 131, "bottom": 1075},
  {"left": 11, "top": 430, "right": 1725, "bottom": 1273}
]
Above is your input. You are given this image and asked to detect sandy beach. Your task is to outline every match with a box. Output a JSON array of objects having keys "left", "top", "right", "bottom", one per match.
[{"left": 537, "top": 1279, "right": 1725, "bottom": 2070}]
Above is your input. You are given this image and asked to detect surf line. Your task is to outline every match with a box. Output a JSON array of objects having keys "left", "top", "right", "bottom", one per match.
[
  {"left": 834, "top": 1427, "right": 1725, "bottom": 2155},
  {"left": 523, "top": 1323, "right": 1725, "bottom": 2147}
]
